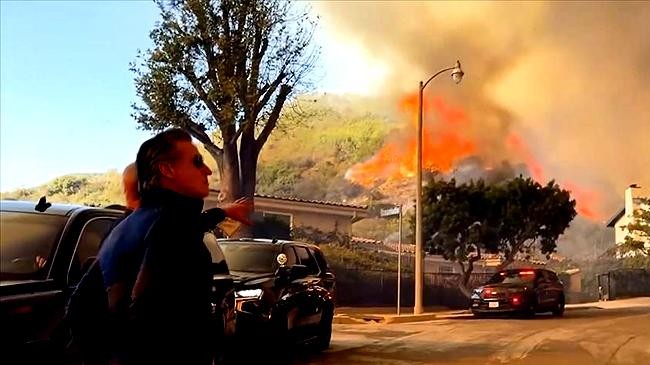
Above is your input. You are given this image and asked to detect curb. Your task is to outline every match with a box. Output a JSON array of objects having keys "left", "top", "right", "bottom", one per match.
[
  {"left": 334, "top": 311, "right": 471, "bottom": 325},
  {"left": 333, "top": 306, "right": 606, "bottom": 325},
  {"left": 565, "top": 306, "right": 601, "bottom": 311}
]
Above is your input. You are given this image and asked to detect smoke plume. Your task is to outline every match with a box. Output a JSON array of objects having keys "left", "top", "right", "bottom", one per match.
[{"left": 314, "top": 1, "right": 650, "bottom": 221}]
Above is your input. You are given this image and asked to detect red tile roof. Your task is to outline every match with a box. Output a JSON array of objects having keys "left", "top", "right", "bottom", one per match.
[{"left": 209, "top": 189, "right": 367, "bottom": 210}]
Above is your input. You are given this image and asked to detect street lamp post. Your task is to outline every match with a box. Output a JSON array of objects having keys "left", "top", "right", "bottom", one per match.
[{"left": 414, "top": 60, "right": 464, "bottom": 315}]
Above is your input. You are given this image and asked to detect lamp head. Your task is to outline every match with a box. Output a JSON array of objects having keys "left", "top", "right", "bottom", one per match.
[{"left": 451, "top": 60, "right": 464, "bottom": 84}]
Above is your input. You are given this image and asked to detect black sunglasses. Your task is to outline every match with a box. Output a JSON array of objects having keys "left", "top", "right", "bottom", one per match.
[{"left": 192, "top": 155, "right": 205, "bottom": 168}]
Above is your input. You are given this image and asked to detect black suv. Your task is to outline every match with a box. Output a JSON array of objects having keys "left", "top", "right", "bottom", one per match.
[
  {"left": 0, "top": 200, "right": 236, "bottom": 364},
  {"left": 1, "top": 200, "right": 123, "bottom": 363},
  {"left": 471, "top": 268, "right": 565, "bottom": 317},
  {"left": 217, "top": 239, "right": 336, "bottom": 351}
]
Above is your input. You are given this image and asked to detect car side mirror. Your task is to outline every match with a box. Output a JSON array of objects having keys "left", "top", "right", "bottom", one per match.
[{"left": 289, "top": 264, "right": 309, "bottom": 280}]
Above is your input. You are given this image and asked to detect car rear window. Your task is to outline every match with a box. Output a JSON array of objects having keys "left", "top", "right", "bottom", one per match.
[
  {"left": 218, "top": 242, "right": 280, "bottom": 273},
  {"left": 486, "top": 270, "right": 537, "bottom": 285},
  {"left": 1, "top": 211, "right": 67, "bottom": 280}
]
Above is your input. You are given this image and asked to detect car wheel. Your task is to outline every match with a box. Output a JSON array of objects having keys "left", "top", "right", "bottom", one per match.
[
  {"left": 269, "top": 314, "right": 293, "bottom": 362},
  {"left": 523, "top": 297, "right": 538, "bottom": 318},
  {"left": 552, "top": 295, "right": 565, "bottom": 317},
  {"left": 315, "top": 310, "right": 333, "bottom": 351}
]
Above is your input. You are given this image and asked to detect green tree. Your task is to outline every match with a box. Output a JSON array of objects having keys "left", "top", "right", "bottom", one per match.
[
  {"left": 131, "top": 0, "right": 317, "bottom": 203},
  {"left": 421, "top": 177, "right": 577, "bottom": 296},
  {"left": 493, "top": 178, "right": 577, "bottom": 270},
  {"left": 421, "top": 179, "right": 500, "bottom": 296},
  {"left": 47, "top": 175, "right": 88, "bottom": 196}
]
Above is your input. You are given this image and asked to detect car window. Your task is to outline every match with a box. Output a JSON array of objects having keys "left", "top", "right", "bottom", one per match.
[
  {"left": 311, "top": 248, "right": 329, "bottom": 272},
  {"left": 0, "top": 211, "right": 67, "bottom": 280},
  {"left": 218, "top": 243, "right": 280, "bottom": 273},
  {"left": 546, "top": 271, "right": 559, "bottom": 282},
  {"left": 283, "top": 246, "right": 298, "bottom": 266},
  {"left": 294, "top": 246, "right": 319, "bottom": 275},
  {"left": 487, "top": 270, "right": 537, "bottom": 285},
  {"left": 68, "top": 217, "right": 115, "bottom": 286}
]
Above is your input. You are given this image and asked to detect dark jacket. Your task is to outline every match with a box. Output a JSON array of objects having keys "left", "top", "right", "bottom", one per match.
[{"left": 96, "top": 188, "right": 225, "bottom": 364}]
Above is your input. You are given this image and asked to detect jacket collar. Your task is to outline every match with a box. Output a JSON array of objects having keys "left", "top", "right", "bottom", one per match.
[{"left": 140, "top": 188, "right": 204, "bottom": 215}]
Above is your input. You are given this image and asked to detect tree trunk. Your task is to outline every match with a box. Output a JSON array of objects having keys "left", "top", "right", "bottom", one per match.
[
  {"left": 239, "top": 125, "right": 258, "bottom": 202},
  {"left": 216, "top": 143, "right": 241, "bottom": 203},
  {"left": 457, "top": 267, "right": 474, "bottom": 298},
  {"left": 237, "top": 127, "right": 258, "bottom": 237},
  {"left": 457, "top": 259, "right": 477, "bottom": 298}
]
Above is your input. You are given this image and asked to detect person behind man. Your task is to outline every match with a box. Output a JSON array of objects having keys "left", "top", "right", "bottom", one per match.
[
  {"left": 93, "top": 129, "right": 251, "bottom": 364},
  {"left": 122, "top": 162, "right": 140, "bottom": 211},
  {"left": 66, "top": 162, "right": 141, "bottom": 364}
]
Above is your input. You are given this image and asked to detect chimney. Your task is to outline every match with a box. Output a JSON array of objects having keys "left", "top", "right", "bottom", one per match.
[{"left": 625, "top": 184, "right": 640, "bottom": 217}]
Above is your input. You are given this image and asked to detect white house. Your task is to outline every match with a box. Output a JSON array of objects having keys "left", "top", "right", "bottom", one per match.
[{"left": 606, "top": 184, "right": 649, "bottom": 254}]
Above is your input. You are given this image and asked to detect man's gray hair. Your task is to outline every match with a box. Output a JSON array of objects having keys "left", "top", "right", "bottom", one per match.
[{"left": 136, "top": 128, "right": 192, "bottom": 193}]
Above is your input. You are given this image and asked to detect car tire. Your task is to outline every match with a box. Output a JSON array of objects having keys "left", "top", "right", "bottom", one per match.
[
  {"left": 269, "top": 314, "right": 293, "bottom": 363},
  {"left": 314, "top": 310, "right": 333, "bottom": 351},
  {"left": 523, "top": 297, "right": 538, "bottom": 318},
  {"left": 552, "top": 295, "right": 565, "bottom": 317}
]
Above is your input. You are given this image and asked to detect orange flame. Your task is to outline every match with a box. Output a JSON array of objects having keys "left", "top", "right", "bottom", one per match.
[
  {"left": 562, "top": 181, "right": 602, "bottom": 221},
  {"left": 345, "top": 93, "right": 603, "bottom": 221},
  {"left": 345, "top": 95, "right": 476, "bottom": 187},
  {"left": 506, "top": 133, "right": 545, "bottom": 182}
]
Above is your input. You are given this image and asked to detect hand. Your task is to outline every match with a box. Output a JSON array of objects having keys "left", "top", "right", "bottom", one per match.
[
  {"left": 35, "top": 255, "right": 47, "bottom": 269},
  {"left": 221, "top": 197, "right": 253, "bottom": 226}
]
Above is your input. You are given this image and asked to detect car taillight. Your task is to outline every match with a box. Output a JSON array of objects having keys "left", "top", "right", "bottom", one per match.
[{"left": 510, "top": 294, "right": 522, "bottom": 306}]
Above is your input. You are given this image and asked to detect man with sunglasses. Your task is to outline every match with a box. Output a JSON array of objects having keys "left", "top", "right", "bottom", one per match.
[{"left": 95, "top": 129, "right": 251, "bottom": 364}]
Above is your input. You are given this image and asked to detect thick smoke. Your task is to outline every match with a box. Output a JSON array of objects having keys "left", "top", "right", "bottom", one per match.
[{"left": 314, "top": 1, "right": 650, "bottom": 219}]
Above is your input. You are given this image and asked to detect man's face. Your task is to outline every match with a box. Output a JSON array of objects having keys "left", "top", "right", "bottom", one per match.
[{"left": 163, "top": 140, "right": 212, "bottom": 199}]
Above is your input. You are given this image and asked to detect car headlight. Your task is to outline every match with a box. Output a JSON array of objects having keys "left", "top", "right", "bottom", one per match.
[{"left": 235, "top": 288, "right": 263, "bottom": 299}]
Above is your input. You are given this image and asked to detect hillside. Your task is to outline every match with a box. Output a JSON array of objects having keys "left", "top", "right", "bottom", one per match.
[
  {"left": 1, "top": 171, "right": 124, "bottom": 207},
  {"left": 1, "top": 94, "right": 394, "bottom": 208}
]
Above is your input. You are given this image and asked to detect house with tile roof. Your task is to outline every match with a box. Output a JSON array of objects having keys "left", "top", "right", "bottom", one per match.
[{"left": 204, "top": 189, "right": 369, "bottom": 238}]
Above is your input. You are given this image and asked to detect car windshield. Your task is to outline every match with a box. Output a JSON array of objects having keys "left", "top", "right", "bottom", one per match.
[
  {"left": 0, "top": 211, "right": 67, "bottom": 280},
  {"left": 487, "top": 270, "right": 537, "bottom": 285},
  {"left": 218, "top": 243, "right": 279, "bottom": 273}
]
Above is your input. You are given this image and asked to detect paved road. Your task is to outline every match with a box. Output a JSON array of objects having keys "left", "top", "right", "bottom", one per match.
[{"left": 292, "top": 307, "right": 650, "bottom": 365}]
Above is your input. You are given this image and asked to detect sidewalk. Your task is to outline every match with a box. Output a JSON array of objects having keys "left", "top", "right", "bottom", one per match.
[{"left": 333, "top": 297, "right": 650, "bottom": 325}]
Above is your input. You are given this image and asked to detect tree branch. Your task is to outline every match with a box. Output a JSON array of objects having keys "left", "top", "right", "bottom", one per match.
[
  {"left": 253, "top": 69, "right": 286, "bottom": 118},
  {"left": 254, "top": 84, "right": 291, "bottom": 153},
  {"left": 181, "top": 67, "right": 222, "bottom": 123},
  {"left": 183, "top": 119, "right": 222, "bottom": 156},
  {"left": 228, "top": 115, "right": 247, "bottom": 146}
]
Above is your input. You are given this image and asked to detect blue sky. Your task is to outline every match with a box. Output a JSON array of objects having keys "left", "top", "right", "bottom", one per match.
[
  {"left": 0, "top": 1, "right": 381, "bottom": 191},
  {"left": 1, "top": 1, "right": 160, "bottom": 191}
]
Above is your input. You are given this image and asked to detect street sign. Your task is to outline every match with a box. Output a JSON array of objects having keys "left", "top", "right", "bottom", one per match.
[{"left": 380, "top": 207, "right": 400, "bottom": 217}]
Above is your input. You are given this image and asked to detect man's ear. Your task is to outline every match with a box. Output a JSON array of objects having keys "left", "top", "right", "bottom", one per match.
[{"left": 158, "top": 162, "right": 175, "bottom": 179}]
